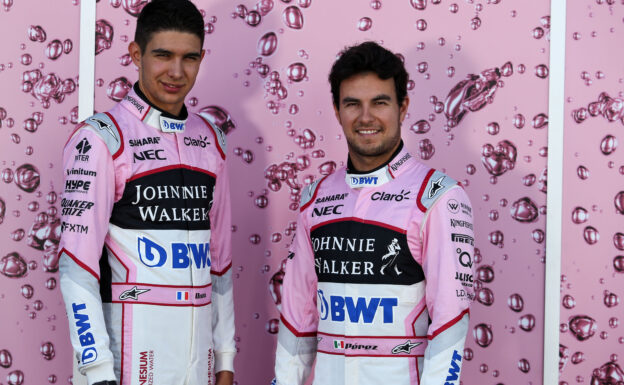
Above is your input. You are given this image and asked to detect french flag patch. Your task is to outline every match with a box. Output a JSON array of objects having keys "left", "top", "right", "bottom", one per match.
[{"left": 176, "top": 291, "right": 189, "bottom": 301}]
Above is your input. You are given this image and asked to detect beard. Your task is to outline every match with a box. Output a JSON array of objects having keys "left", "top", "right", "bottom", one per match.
[{"left": 345, "top": 125, "right": 401, "bottom": 158}]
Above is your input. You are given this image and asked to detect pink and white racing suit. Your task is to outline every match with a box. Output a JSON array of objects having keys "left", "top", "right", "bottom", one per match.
[
  {"left": 275, "top": 143, "right": 475, "bottom": 385},
  {"left": 59, "top": 86, "right": 236, "bottom": 385}
]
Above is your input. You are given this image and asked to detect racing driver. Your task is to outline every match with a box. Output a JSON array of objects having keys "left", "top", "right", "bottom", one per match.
[
  {"left": 58, "top": 1, "right": 235, "bottom": 384},
  {"left": 273, "top": 41, "right": 475, "bottom": 385}
]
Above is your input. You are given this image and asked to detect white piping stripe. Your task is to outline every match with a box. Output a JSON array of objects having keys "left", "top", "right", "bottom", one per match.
[
  {"left": 78, "top": 0, "right": 96, "bottom": 121},
  {"left": 544, "top": 0, "right": 566, "bottom": 384}
]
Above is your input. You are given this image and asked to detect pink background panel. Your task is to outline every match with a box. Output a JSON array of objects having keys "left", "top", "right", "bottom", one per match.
[
  {"left": 0, "top": 0, "right": 80, "bottom": 384},
  {"left": 560, "top": 1, "right": 624, "bottom": 384}
]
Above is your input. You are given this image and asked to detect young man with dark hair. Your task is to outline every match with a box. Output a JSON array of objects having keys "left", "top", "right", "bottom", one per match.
[
  {"left": 59, "top": 1, "right": 235, "bottom": 384},
  {"left": 273, "top": 41, "right": 475, "bottom": 385}
]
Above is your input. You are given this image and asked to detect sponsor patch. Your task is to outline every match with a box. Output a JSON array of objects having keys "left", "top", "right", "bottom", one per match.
[
  {"left": 65, "top": 179, "right": 91, "bottom": 193},
  {"left": 72, "top": 303, "right": 97, "bottom": 364},
  {"left": 391, "top": 340, "right": 423, "bottom": 354},
  {"left": 456, "top": 248, "right": 472, "bottom": 268},
  {"left": 75, "top": 138, "right": 91, "bottom": 162},
  {"left": 447, "top": 199, "right": 460, "bottom": 214},
  {"left": 160, "top": 116, "right": 185, "bottom": 133},
  {"left": 67, "top": 168, "right": 96, "bottom": 177},
  {"left": 451, "top": 233, "right": 474, "bottom": 246},
  {"left": 317, "top": 289, "right": 397, "bottom": 324},
  {"left": 315, "top": 193, "right": 348, "bottom": 204},
  {"left": 371, "top": 189, "right": 410, "bottom": 202},
  {"left": 428, "top": 176, "right": 445, "bottom": 199},
  {"left": 129, "top": 137, "right": 160, "bottom": 147},
  {"left": 133, "top": 149, "right": 166, "bottom": 162},
  {"left": 60, "top": 198, "right": 94, "bottom": 217},
  {"left": 61, "top": 221, "right": 89, "bottom": 234},
  {"left": 119, "top": 286, "right": 150, "bottom": 301},
  {"left": 450, "top": 219, "right": 473, "bottom": 230},
  {"left": 312, "top": 204, "right": 343, "bottom": 217}
]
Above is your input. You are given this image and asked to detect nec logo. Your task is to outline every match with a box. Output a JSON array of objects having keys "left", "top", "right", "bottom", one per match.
[
  {"left": 65, "top": 179, "right": 91, "bottom": 193},
  {"left": 72, "top": 303, "right": 98, "bottom": 364},
  {"left": 317, "top": 289, "right": 397, "bottom": 324},
  {"left": 137, "top": 236, "right": 211, "bottom": 269},
  {"left": 133, "top": 149, "right": 166, "bottom": 163},
  {"left": 350, "top": 176, "right": 378, "bottom": 186},
  {"left": 312, "top": 204, "right": 343, "bottom": 217},
  {"left": 444, "top": 350, "right": 462, "bottom": 385}
]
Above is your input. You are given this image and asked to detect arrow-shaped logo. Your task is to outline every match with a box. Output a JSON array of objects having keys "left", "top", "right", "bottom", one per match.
[
  {"left": 119, "top": 286, "right": 150, "bottom": 301},
  {"left": 391, "top": 340, "right": 423, "bottom": 354},
  {"left": 91, "top": 117, "right": 119, "bottom": 142}
]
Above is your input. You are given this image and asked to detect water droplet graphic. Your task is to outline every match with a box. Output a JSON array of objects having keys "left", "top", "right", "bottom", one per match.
[
  {"left": 473, "top": 323, "right": 493, "bottom": 347},
  {"left": 95, "top": 19, "right": 114, "bottom": 55},
  {"left": 358, "top": 17, "right": 373, "bottom": 31},
  {"left": 535, "top": 64, "right": 549, "bottom": 78},
  {"left": 40, "top": 342, "right": 55, "bottom": 360},
  {"left": 577, "top": 165, "right": 589, "bottom": 180},
  {"left": 283, "top": 6, "right": 303, "bottom": 29},
  {"left": 266, "top": 318, "right": 279, "bottom": 334},
  {"left": 245, "top": 11, "right": 261, "bottom": 26},
  {"left": 572, "top": 207, "right": 588, "bottom": 224},
  {"left": 518, "top": 314, "right": 536, "bottom": 331},
  {"left": 63, "top": 39, "right": 73, "bottom": 54},
  {"left": 604, "top": 291, "right": 619, "bottom": 308},
  {"left": 257, "top": 32, "right": 278, "bottom": 56},
  {"left": 518, "top": 358, "right": 530, "bottom": 373},
  {"left": 584, "top": 226, "right": 599, "bottom": 244},
  {"left": 319, "top": 161, "right": 336, "bottom": 175},
  {"left": 121, "top": 0, "right": 148, "bottom": 16},
  {"left": 563, "top": 294, "right": 576, "bottom": 309},
  {"left": 569, "top": 315, "right": 597, "bottom": 341},
  {"left": 28, "top": 25, "right": 46, "bottom": 42},
  {"left": 476, "top": 265, "right": 494, "bottom": 282},
  {"left": 601, "top": 135, "right": 618, "bottom": 155},
  {"left": 199, "top": 105, "right": 235, "bottom": 134},
  {"left": 481, "top": 140, "right": 517, "bottom": 176},
  {"left": 510, "top": 197, "right": 539, "bottom": 223},
  {"left": 410, "top": 120, "right": 430, "bottom": 134},
  {"left": 14, "top": 164, "right": 40, "bottom": 193},
  {"left": 477, "top": 288, "right": 494, "bottom": 306},
  {"left": 7, "top": 370, "right": 24, "bottom": 385},
  {"left": 410, "top": 0, "right": 426, "bottom": 10},
  {"left": 286, "top": 62, "right": 306, "bottom": 82},
  {"left": 419, "top": 139, "right": 435, "bottom": 160},
  {"left": 0, "top": 252, "right": 28, "bottom": 278},
  {"left": 45, "top": 40, "right": 63, "bottom": 60},
  {"left": 0, "top": 349, "right": 11, "bottom": 368},
  {"left": 571, "top": 351, "right": 585, "bottom": 365},
  {"left": 106, "top": 77, "right": 132, "bottom": 102}
]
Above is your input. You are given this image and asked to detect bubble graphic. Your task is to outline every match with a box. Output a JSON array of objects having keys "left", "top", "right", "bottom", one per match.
[
  {"left": 481, "top": 140, "right": 517, "bottom": 176},
  {"left": 415, "top": 19, "right": 427, "bottom": 31},
  {"left": 562, "top": 294, "right": 576, "bottom": 309},
  {"left": 46, "top": 277, "right": 57, "bottom": 290},
  {"left": 535, "top": 64, "right": 549, "bottom": 78},
  {"left": 473, "top": 323, "right": 494, "bottom": 347},
  {"left": 518, "top": 358, "right": 530, "bottom": 373},
  {"left": 107, "top": 77, "right": 132, "bottom": 102},
  {"left": 577, "top": 165, "right": 589, "bottom": 180},
  {"left": 258, "top": 32, "right": 278, "bottom": 56},
  {"left": 28, "top": 25, "right": 46, "bottom": 42},
  {"left": 489, "top": 230, "right": 504, "bottom": 247},
  {"left": 486, "top": 122, "right": 500, "bottom": 135},
  {"left": 615, "top": 233, "right": 624, "bottom": 251},
  {"left": 508, "top": 293, "right": 524, "bottom": 312},
  {"left": 614, "top": 191, "right": 624, "bottom": 215},
  {"left": 20, "top": 54, "right": 32, "bottom": 66},
  {"left": 476, "top": 265, "right": 494, "bottom": 283},
  {"left": 269, "top": 268, "right": 284, "bottom": 306},
  {"left": 477, "top": 287, "right": 494, "bottom": 306},
  {"left": 510, "top": 197, "right": 539, "bottom": 223},
  {"left": 95, "top": 19, "right": 114, "bottom": 55},
  {"left": 569, "top": 315, "right": 597, "bottom": 341},
  {"left": 571, "top": 351, "right": 585, "bottom": 365},
  {"left": 0, "top": 252, "right": 28, "bottom": 278},
  {"left": 245, "top": 11, "right": 261, "bottom": 27},
  {"left": 584, "top": 226, "right": 599, "bottom": 245},
  {"left": 119, "top": 54, "right": 132, "bottom": 66},
  {"left": 7, "top": 370, "right": 24, "bottom": 385},
  {"left": 121, "top": 0, "right": 148, "bottom": 16},
  {"left": 358, "top": 17, "right": 373, "bottom": 31},
  {"left": 614, "top": 256, "right": 624, "bottom": 273},
  {"left": 266, "top": 318, "right": 279, "bottom": 334},
  {"left": 560, "top": 344, "right": 570, "bottom": 371},
  {"left": 199, "top": 105, "right": 236, "bottom": 134},
  {"left": 419, "top": 138, "right": 435, "bottom": 160},
  {"left": 41, "top": 342, "right": 55, "bottom": 360},
  {"left": 518, "top": 314, "right": 536, "bottom": 331},
  {"left": 600, "top": 135, "right": 618, "bottom": 155},
  {"left": 410, "top": 0, "right": 426, "bottom": 10},
  {"left": 444, "top": 67, "right": 502, "bottom": 127},
  {"left": 571, "top": 207, "right": 588, "bottom": 224},
  {"left": 283, "top": 6, "right": 303, "bottom": 29},
  {"left": 319, "top": 161, "right": 336, "bottom": 175},
  {"left": 532, "top": 113, "right": 548, "bottom": 129},
  {"left": 45, "top": 39, "right": 63, "bottom": 60},
  {"left": 0, "top": 349, "right": 11, "bottom": 368},
  {"left": 63, "top": 39, "right": 73, "bottom": 54},
  {"left": 590, "top": 361, "right": 624, "bottom": 384},
  {"left": 604, "top": 291, "right": 619, "bottom": 308},
  {"left": 286, "top": 62, "right": 306, "bottom": 82}
]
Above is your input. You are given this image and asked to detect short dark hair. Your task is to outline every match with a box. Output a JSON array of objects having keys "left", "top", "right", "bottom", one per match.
[
  {"left": 329, "top": 41, "right": 409, "bottom": 109},
  {"left": 134, "top": 0, "right": 205, "bottom": 52}
]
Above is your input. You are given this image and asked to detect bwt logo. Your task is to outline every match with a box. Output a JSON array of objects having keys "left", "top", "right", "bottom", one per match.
[
  {"left": 161, "top": 119, "right": 185, "bottom": 131},
  {"left": 72, "top": 303, "right": 98, "bottom": 364},
  {"left": 444, "top": 350, "right": 462, "bottom": 385},
  {"left": 350, "top": 176, "right": 378, "bottom": 186},
  {"left": 317, "top": 289, "right": 397, "bottom": 324},
  {"left": 137, "top": 237, "right": 211, "bottom": 269}
]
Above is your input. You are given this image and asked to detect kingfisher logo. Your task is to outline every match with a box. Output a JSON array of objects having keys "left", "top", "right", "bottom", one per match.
[
  {"left": 350, "top": 176, "right": 378, "bottom": 186},
  {"left": 317, "top": 289, "right": 397, "bottom": 324},
  {"left": 137, "top": 237, "right": 211, "bottom": 269},
  {"left": 72, "top": 303, "right": 98, "bottom": 364},
  {"left": 160, "top": 117, "right": 185, "bottom": 133},
  {"left": 444, "top": 350, "right": 463, "bottom": 384}
]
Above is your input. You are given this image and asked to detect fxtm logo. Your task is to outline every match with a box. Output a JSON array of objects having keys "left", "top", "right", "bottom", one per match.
[
  {"left": 72, "top": 303, "right": 98, "bottom": 364},
  {"left": 444, "top": 350, "right": 462, "bottom": 385},
  {"left": 312, "top": 204, "right": 343, "bottom": 217},
  {"left": 133, "top": 149, "right": 166, "bottom": 163},
  {"left": 371, "top": 189, "right": 410, "bottom": 202},
  {"left": 137, "top": 237, "right": 211, "bottom": 269},
  {"left": 317, "top": 289, "right": 397, "bottom": 324},
  {"left": 350, "top": 176, "right": 378, "bottom": 186},
  {"left": 184, "top": 135, "right": 210, "bottom": 148}
]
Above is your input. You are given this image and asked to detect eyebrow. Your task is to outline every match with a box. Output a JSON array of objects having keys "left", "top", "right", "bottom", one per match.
[
  {"left": 341, "top": 94, "right": 392, "bottom": 104},
  {"left": 151, "top": 48, "right": 202, "bottom": 58}
]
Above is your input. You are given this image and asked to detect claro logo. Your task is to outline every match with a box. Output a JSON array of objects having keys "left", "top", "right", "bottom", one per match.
[
  {"left": 137, "top": 237, "right": 211, "bottom": 269},
  {"left": 371, "top": 189, "right": 410, "bottom": 202},
  {"left": 72, "top": 303, "right": 98, "bottom": 364}
]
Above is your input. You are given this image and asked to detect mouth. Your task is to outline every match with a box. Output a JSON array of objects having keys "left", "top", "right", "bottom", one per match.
[
  {"left": 355, "top": 128, "right": 381, "bottom": 136},
  {"left": 161, "top": 81, "right": 184, "bottom": 93}
]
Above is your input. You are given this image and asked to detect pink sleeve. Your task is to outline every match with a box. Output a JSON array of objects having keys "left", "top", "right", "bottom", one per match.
[
  {"left": 209, "top": 159, "right": 232, "bottom": 274},
  {"left": 419, "top": 186, "right": 474, "bottom": 385}
]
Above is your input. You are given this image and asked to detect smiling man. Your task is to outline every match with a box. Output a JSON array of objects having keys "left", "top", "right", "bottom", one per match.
[
  {"left": 273, "top": 42, "right": 475, "bottom": 385},
  {"left": 58, "top": 1, "right": 235, "bottom": 385}
]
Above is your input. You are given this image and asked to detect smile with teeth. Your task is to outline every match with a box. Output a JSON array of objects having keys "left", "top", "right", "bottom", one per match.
[{"left": 357, "top": 128, "right": 380, "bottom": 135}]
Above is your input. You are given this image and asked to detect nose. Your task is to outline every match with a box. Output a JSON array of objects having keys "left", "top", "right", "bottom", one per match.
[
  {"left": 358, "top": 104, "right": 375, "bottom": 124},
  {"left": 168, "top": 58, "right": 183, "bottom": 79}
]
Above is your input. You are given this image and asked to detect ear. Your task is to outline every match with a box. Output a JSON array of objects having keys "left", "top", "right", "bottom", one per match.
[
  {"left": 200, "top": 49, "right": 206, "bottom": 62},
  {"left": 128, "top": 41, "right": 142, "bottom": 68},
  {"left": 333, "top": 103, "right": 341, "bottom": 125},
  {"left": 399, "top": 95, "right": 409, "bottom": 123}
]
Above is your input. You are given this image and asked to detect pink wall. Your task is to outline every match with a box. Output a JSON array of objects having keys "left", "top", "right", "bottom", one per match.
[
  {"left": 1, "top": 1, "right": 556, "bottom": 384},
  {"left": 559, "top": 1, "right": 624, "bottom": 384},
  {"left": 0, "top": 1, "right": 79, "bottom": 384}
]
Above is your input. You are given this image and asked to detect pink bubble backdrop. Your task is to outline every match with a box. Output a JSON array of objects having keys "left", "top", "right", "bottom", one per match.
[
  {"left": 4, "top": 0, "right": 615, "bottom": 384},
  {"left": 559, "top": 1, "right": 624, "bottom": 385}
]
